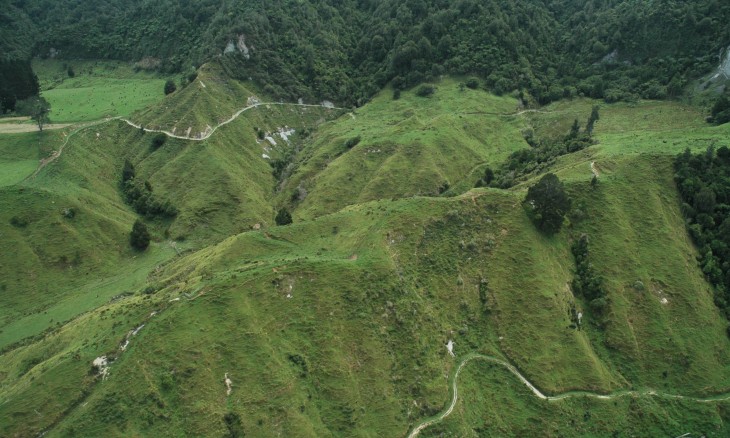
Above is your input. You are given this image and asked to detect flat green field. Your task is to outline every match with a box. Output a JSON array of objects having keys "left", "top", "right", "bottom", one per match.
[
  {"left": 0, "top": 132, "right": 39, "bottom": 186},
  {"left": 0, "top": 160, "right": 35, "bottom": 186},
  {"left": 33, "top": 60, "right": 167, "bottom": 123}
]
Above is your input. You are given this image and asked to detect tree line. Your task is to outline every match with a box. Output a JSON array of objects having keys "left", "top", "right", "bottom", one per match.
[
  {"left": 3, "top": 0, "right": 729, "bottom": 107},
  {"left": 675, "top": 146, "right": 730, "bottom": 328}
]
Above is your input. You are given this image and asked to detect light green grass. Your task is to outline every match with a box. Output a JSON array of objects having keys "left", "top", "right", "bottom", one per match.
[
  {"left": 0, "top": 242, "right": 176, "bottom": 349},
  {"left": 0, "top": 160, "right": 35, "bottom": 186},
  {"left": 33, "top": 59, "right": 166, "bottom": 123},
  {"left": 42, "top": 78, "right": 165, "bottom": 122},
  {"left": 279, "top": 79, "right": 528, "bottom": 219},
  {"left": 0, "top": 131, "right": 40, "bottom": 185}
]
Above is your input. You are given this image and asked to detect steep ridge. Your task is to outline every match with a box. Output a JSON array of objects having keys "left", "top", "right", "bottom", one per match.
[
  {"left": 2, "top": 144, "right": 729, "bottom": 436},
  {"left": 0, "top": 71, "right": 339, "bottom": 350},
  {"left": 278, "top": 80, "right": 528, "bottom": 220},
  {"left": 2, "top": 56, "right": 730, "bottom": 436}
]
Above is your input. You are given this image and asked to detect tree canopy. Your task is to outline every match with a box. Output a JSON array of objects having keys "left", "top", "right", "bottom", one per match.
[
  {"left": 130, "top": 219, "right": 151, "bottom": 250},
  {"left": 523, "top": 173, "right": 571, "bottom": 235},
  {"left": 4, "top": 0, "right": 729, "bottom": 106},
  {"left": 15, "top": 96, "right": 50, "bottom": 131}
]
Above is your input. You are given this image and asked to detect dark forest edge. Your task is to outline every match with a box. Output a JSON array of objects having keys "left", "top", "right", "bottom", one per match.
[
  {"left": 675, "top": 146, "right": 730, "bottom": 330},
  {"left": 1, "top": 0, "right": 729, "bottom": 112}
]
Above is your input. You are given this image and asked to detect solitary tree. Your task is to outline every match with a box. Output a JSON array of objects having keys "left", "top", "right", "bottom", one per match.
[
  {"left": 568, "top": 119, "right": 580, "bottom": 139},
  {"left": 586, "top": 105, "right": 600, "bottom": 135},
  {"left": 130, "top": 219, "right": 151, "bottom": 250},
  {"left": 275, "top": 208, "right": 293, "bottom": 226},
  {"left": 16, "top": 96, "right": 51, "bottom": 131},
  {"left": 164, "top": 79, "right": 177, "bottom": 95},
  {"left": 150, "top": 133, "right": 167, "bottom": 150},
  {"left": 523, "top": 173, "right": 571, "bottom": 234},
  {"left": 122, "top": 159, "right": 136, "bottom": 184}
]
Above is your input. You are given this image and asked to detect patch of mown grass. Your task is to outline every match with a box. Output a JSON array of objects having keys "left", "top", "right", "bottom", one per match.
[
  {"left": 33, "top": 59, "right": 166, "bottom": 123},
  {"left": 0, "top": 131, "right": 41, "bottom": 186}
]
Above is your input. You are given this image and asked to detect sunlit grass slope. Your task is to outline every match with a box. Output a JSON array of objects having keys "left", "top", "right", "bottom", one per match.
[
  {"left": 3, "top": 150, "right": 729, "bottom": 436},
  {"left": 34, "top": 59, "right": 166, "bottom": 123},
  {"left": 1, "top": 72, "right": 729, "bottom": 437},
  {"left": 133, "top": 62, "right": 277, "bottom": 137},
  {"left": 0, "top": 65, "right": 338, "bottom": 350},
  {"left": 278, "top": 80, "right": 528, "bottom": 219}
]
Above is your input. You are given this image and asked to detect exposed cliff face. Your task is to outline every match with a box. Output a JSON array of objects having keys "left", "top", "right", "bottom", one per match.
[{"left": 719, "top": 46, "right": 730, "bottom": 79}]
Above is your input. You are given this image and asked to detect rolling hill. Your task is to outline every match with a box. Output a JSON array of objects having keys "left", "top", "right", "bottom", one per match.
[{"left": 1, "top": 58, "right": 729, "bottom": 437}]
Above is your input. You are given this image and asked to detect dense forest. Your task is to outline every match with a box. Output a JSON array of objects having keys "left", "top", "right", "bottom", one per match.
[
  {"left": 3, "top": 0, "right": 730, "bottom": 105},
  {"left": 675, "top": 147, "right": 730, "bottom": 325},
  {"left": 0, "top": 3, "right": 39, "bottom": 112}
]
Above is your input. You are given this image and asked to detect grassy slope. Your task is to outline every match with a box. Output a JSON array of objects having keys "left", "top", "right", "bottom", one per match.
[
  {"left": 419, "top": 100, "right": 730, "bottom": 435},
  {"left": 133, "top": 62, "right": 265, "bottom": 136},
  {"left": 4, "top": 164, "right": 728, "bottom": 436},
  {"left": 279, "top": 80, "right": 527, "bottom": 220},
  {"left": 0, "top": 64, "right": 337, "bottom": 348},
  {"left": 1, "top": 76, "right": 729, "bottom": 437},
  {"left": 0, "top": 132, "right": 39, "bottom": 186},
  {"left": 34, "top": 59, "right": 167, "bottom": 123}
]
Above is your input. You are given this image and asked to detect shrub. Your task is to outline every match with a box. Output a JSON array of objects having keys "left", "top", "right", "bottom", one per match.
[
  {"left": 164, "top": 79, "right": 177, "bottom": 95},
  {"left": 710, "top": 93, "right": 730, "bottom": 125},
  {"left": 121, "top": 161, "right": 177, "bottom": 218},
  {"left": 344, "top": 136, "right": 361, "bottom": 149},
  {"left": 223, "top": 412, "right": 244, "bottom": 438},
  {"left": 150, "top": 133, "right": 167, "bottom": 150},
  {"left": 62, "top": 207, "right": 76, "bottom": 219},
  {"left": 275, "top": 208, "right": 292, "bottom": 226},
  {"left": 475, "top": 167, "right": 494, "bottom": 187},
  {"left": 571, "top": 235, "right": 608, "bottom": 318},
  {"left": 415, "top": 84, "right": 435, "bottom": 97},
  {"left": 465, "top": 77, "right": 479, "bottom": 89},
  {"left": 130, "top": 220, "right": 151, "bottom": 250},
  {"left": 122, "top": 159, "right": 135, "bottom": 184},
  {"left": 9, "top": 215, "right": 29, "bottom": 228},
  {"left": 392, "top": 89, "right": 401, "bottom": 100}
]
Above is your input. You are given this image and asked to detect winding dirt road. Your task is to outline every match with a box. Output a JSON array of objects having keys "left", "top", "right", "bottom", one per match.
[
  {"left": 121, "top": 102, "right": 342, "bottom": 141},
  {"left": 406, "top": 353, "right": 730, "bottom": 438},
  {"left": 22, "top": 101, "right": 342, "bottom": 179}
]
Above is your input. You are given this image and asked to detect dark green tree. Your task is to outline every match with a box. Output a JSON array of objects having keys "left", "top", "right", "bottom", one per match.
[
  {"left": 586, "top": 106, "right": 600, "bottom": 135},
  {"left": 122, "top": 159, "right": 135, "bottom": 184},
  {"left": 523, "top": 173, "right": 571, "bottom": 234},
  {"left": 150, "top": 133, "right": 167, "bottom": 150},
  {"left": 416, "top": 85, "right": 435, "bottom": 97},
  {"left": 711, "top": 94, "right": 730, "bottom": 125},
  {"left": 483, "top": 167, "right": 495, "bottom": 186},
  {"left": 465, "top": 77, "right": 479, "bottom": 89},
  {"left": 130, "top": 219, "right": 151, "bottom": 250},
  {"left": 275, "top": 208, "right": 293, "bottom": 226},
  {"left": 568, "top": 119, "right": 580, "bottom": 139},
  {"left": 164, "top": 79, "right": 177, "bottom": 95},
  {"left": 16, "top": 96, "right": 51, "bottom": 131}
]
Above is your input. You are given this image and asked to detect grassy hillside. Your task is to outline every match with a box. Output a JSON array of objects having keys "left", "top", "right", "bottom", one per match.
[
  {"left": 0, "top": 66, "right": 338, "bottom": 349},
  {"left": 2, "top": 159, "right": 729, "bottom": 436},
  {"left": 1, "top": 66, "right": 730, "bottom": 437},
  {"left": 278, "top": 79, "right": 527, "bottom": 220},
  {"left": 34, "top": 59, "right": 167, "bottom": 123}
]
